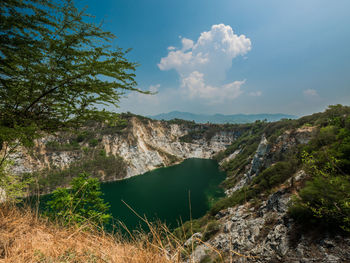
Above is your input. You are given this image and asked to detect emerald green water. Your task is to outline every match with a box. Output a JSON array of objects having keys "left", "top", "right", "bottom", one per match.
[{"left": 101, "top": 158, "right": 226, "bottom": 231}]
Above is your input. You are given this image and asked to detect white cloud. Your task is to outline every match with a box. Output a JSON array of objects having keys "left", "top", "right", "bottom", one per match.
[
  {"left": 248, "top": 91, "right": 262, "bottom": 97},
  {"left": 303, "top": 89, "right": 318, "bottom": 97},
  {"left": 180, "top": 71, "right": 244, "bottom": 103},
  {"left": 158, "top": 24, "right": 251, "bottom": 103},
  {"left": 158, "top": 24, "right": 251, "bottom": 79},
  {"left": 181, "top": 38, "right": 194, "bottom": 51}
]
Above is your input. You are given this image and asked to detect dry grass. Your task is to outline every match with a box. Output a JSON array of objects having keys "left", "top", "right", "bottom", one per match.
[{"left": 0, "top": 205, "right": 188, "bottom": 263}]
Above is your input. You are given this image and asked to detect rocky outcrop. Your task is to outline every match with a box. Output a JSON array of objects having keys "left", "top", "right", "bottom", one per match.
[
  {"left": 190, "top": 125, "right": 350, "bottom": 262},
  {"left": 11, "top": 117, "right": 237, "bottom": 180},
  {"left": 225, "top": 135, "right": 269, "bottom": 195},
  {"left": 225, "top": 127, "right": 316, "bottom": 195},
  {"left": 102, "top": 118, "right": 236, "bottom": 178},
  {"left": 191, "top": 182, "right": 350, "bottom": 262}
]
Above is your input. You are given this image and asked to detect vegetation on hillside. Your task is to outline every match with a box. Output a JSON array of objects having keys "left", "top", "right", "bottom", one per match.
[
  {"left": 30, "top": 149, "right": 127, "bottom": 194},
  {"left": 288, "top": 106, "right": 350, "bottom": 232},
  {"left": 1, "top": 1, "right": 349, "bottom": 261},
  {"left": 207, "top": 105, "right": 350, "bottom": 234}
]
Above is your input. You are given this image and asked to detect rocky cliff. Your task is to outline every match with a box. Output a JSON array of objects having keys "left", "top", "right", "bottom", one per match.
[
  {"left": 11, "top": 116, "right": 238, "bottom": 185},
  {"left": 9, "top": 107, "right": 350, "bottom": 262},
  {"left": 186, "top": 107, "right": 350, "bottom": 262},
  {"left": 101, "top": 117, "right": 236, "bottom": 178}
]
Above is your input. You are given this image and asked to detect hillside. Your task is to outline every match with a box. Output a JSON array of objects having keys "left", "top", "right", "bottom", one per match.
[
  {"left": 3, "top": 105, "right": 350, "bottom": 263},
  {"left": 10, "top": 113, "right": 246, "bottom": 194},
  {"left": 149, "top": 111, "right": 297, "bottom": 124},
  {"left": 181, "top": 105, "right": 350, "bottom": 262}
]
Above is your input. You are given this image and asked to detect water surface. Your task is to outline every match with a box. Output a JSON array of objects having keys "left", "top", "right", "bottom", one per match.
[{"left": 101, "top": 158, "right": 225, "bottom": 231}]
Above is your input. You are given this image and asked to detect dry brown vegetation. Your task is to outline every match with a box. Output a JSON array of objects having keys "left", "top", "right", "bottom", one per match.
[{"left": 0, "top": 205, "right": 188, "bottom": 263}]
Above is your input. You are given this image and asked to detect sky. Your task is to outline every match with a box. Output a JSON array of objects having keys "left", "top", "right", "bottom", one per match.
[{"left": 79, "top": 0, "right": 350, "bottom": 116}]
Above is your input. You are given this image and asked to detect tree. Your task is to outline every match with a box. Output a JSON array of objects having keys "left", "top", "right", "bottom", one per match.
[
  {"left": 46, "top": 173, "right": 112, "bottom": 226},
  {"left": 0, "top": 0, "right": 145, "bottom": 157},
  {"left": 0, "top": 0, "right": 146, "bottom": 198}
]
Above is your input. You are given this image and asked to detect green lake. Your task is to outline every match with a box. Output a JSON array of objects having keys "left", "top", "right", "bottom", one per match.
[{"left": 101, "top": 158, "right": 226, "bottom": 231}]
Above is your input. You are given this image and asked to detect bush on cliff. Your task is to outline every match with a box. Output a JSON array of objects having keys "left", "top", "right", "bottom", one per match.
[
  {"left": 46, "top": 173, "right": 111, "bottom": 226},
  {"left": 289, "top": 109, "right": 350, "bottom": 233}
]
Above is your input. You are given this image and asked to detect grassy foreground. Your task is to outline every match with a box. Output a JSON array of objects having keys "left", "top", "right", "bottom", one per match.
[{"left": 0, "top": 205, "right": 187, "bottom": 263}]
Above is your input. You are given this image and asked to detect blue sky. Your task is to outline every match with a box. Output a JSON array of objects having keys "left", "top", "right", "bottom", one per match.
[{"left": 80, "top": 0, "right": 350, "bottom": 116}]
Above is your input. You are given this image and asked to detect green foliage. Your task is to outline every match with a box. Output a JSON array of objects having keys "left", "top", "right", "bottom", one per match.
[
  {"left": 289, "top": 150, "right": 350, "bottom": 232},
  {"left": 167, "top": 118, "right": 197, "bottom": 126},
  {"left": 0, "top": 0, "right": 144, "bottom": 159},
  {"left": 179, "top": 123, "right": 240, "bottom": 143},
  {"left": 0, "top": 161, "right": 33, "bottom": 202},
  {"left": 45, "top": 130, "right": 102, "bottom": 151},
  {"left": 289, "top": 175, "right": 350, "bottom": 232},
  {"left": 214, "top": 122, "right": 264, "bottom": 163},
  {"left": 173, "top": 219, "right": 202, "bottom": 241},
  {"left": 211, "top": 161, "right": 297, "bottom": 215},
  {"left": 34, "top": 150, "right": 127, "bottom": 193},
  {"left": 0, "top": 0, "right": 145, "bottom": 200},
  {"left": 252, "top": 161, "right": 297, "bottom": 190},
  {"left": 76, "top": 131, "right": 95, "bottom": 143},
  {"left": 45, "top": 140, "right": 80, "bottom": 151},
  {"left": 289, "top": 109, "right": 350, "bottom": 232},
  {"left": 99, "top": 118, "right": 128, "bottom": 135},
  {"left": 88, "top": 138, "right": 99, "bottom": 148},
  {"left": 219, "top": 132, "right": 262, "bottom": 189},
  {"left": 46, "top": 173, "right": 112, "bottom": 226}
]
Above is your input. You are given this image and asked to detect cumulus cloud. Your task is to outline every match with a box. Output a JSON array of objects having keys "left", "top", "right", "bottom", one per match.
[
  {"left": 158, "top": 24, "right": 251, "bottom": 103},
  {"left": 181, "top": 38, "right": 194, "bottom": 51},
  {"left": 248, "top": 91, "right": 262, "bottom": 97},
  {"left": 180, "top": 71, "right": 244, "bottom": 103},
  {"left": 303, "top": 89, "right": 319, "bottom": 97}
]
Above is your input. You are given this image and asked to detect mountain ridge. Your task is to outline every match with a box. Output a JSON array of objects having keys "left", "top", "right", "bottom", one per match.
[{"left": 149, "top": 111, "right": 297, "bottom": 124}]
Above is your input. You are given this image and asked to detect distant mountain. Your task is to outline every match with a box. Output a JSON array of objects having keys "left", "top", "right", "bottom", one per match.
[{"left": 148, "top": 111, "right": 297, "bottom": 124}]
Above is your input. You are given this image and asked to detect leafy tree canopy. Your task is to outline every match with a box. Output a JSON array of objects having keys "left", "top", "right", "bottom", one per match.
[{"left": 0, "top": 0, "right": 145, "bottom": 151}]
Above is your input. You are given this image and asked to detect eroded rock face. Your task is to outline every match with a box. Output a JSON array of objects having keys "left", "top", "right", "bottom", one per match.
[
  {"left": 191, "top": 186, "right": 350, "bottom": 262},
  {"left": 102, "top": 118, "right": 236, "bottom": 178},
  {"left": 225, "top": 135, "right": 269, "bottom": 195},
  {"left": 225, "top": 127, "right": 316, "bottom": 195},
  {"left": 11, "top": 117, "right": 236, "bottom": 180}
]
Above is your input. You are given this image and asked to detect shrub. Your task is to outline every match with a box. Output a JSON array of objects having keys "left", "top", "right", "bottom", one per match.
[
  {"left": 252, "top": 161, "right": 297, "bottom": 191},
  {"left": 46, "top": 173, "right": 111, "bottom": 226},
  {"left": 289, "top": 151, "right": 350, "bottom": 233},
  {"left": 88, "top": 138, "right": 99, "bottom": 147},
  {"left": 289, "top": 175, "right": 350, "bottom": 232}
]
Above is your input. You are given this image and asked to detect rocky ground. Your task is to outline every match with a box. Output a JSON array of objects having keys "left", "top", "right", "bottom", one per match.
[
  {"left": 190, "top": 185, "right": 350, "bottom": 262},
  {"left": 188, "top": 126, "right": 350, "bottom": 262}
]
